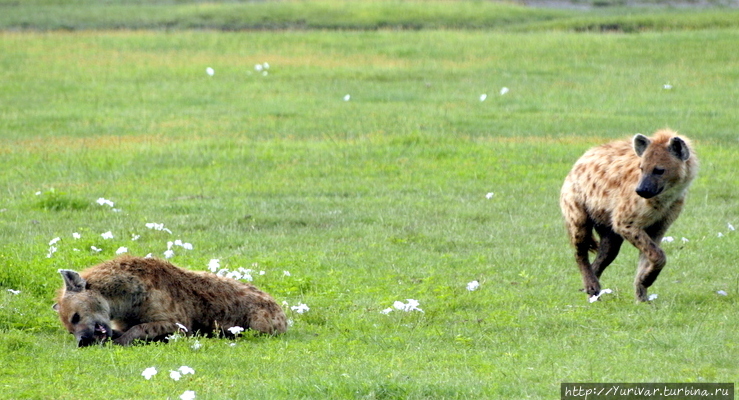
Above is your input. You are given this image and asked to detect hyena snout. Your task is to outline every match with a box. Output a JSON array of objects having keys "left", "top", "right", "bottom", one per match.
[
  {"left": 76, "top": 321, "right": 113, "bottom": 347},
  {"left": 635, "top": 174, "right": 664, "bottom": 199}
]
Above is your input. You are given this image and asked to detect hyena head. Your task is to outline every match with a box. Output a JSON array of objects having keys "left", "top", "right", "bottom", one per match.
[
  {"left": 53, "top": 269, "right": 113, "bottom": 347},
  {"left": 633, "top": 132, "right": 692, "bottom": 199}
]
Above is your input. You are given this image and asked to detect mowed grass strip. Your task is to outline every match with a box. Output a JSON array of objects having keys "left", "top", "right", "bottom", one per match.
[{"left": 0, "top": 28, "right": 738, "bottom": 398}]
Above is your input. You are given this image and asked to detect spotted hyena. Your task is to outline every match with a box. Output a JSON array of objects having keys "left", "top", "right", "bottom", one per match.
[
  {"left": 53, "top": 256, "right": 287, "bottom": 347},
  {"left": 560, "top": 129, "right": 698, "bottom": 302}
]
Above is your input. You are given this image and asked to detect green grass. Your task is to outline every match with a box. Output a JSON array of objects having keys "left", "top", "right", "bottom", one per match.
[
  {"left": 1, "top": 2, "right": 739, "bottom": 399},
  {"left": 2, "top": 0, "right": 739, "bottom": 32}
]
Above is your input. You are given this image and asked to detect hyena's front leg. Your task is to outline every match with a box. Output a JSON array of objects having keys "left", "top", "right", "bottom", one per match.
[
  {"left": 621, "top": 229, "right": 666, "bottom": 302},
  {"left": 114, "top": 321, "right": 183, "bottom": 345}
]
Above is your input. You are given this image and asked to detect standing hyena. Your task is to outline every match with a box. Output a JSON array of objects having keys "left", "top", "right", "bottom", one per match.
[
  {"left": 53, "top": 256, "right": 287, "bottom": 347},
  {"left": 560, "top": 129, "right": 698, "bottom": 302}
]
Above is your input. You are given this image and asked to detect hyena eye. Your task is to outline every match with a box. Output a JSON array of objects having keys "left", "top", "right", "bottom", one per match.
[
  {"left": 653, "top": 167, "right": 666, "bottom": 175},
  {"left": 71, "top": 313, "right": 80, "bottom": 325}
]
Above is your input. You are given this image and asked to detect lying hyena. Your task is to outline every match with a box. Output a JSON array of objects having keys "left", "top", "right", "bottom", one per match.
[
  {"left": 560, "top": 129, "right": 698, "bottom": 302},
  {"left": 53, "top": 256, "right": 287, "bottom": 347}
]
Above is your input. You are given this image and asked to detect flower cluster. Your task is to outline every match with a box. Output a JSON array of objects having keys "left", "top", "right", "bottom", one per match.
[
  {"left": 206, "top": 259, "right": 265, "bottom": 281},
  {"left": 290, "top": 303, "right": 310, "bottom": 314},
  {"left": 381, "top": 299, "right": 423, "bottom": 314},
  {"left": 141, "top": 366, "right": 196, "bottom": 399}
]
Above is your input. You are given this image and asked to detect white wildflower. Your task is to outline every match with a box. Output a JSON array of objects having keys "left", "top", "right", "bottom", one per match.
[
  {"left": 718, "top": 232, "right": 724, "bottom": 238},
  {"left": 72, "top": 232, "right": 81, "bottom": 239},
  {"left": 500, "top": 87, "right": 509, "bottom": 95},
  {"left": 479, "top": 94, "right": 487, "bottom": 102},
  {"left": 343, "top": 94, "right": 351, "bottom": 102},
  {"left": 7, "top": 289, "right": 20, "bottom": 295},
  {"left": 380, "top": 307, "right": 393, "bottom": 315},
  {"left": 254, "top": 63, "right": 263, "bottom": 72},
  {"left": 169, "top": 370, "right": 182, "bottom": 381},
  {"left": 648, "top": 293, "right": 658, "bottom": 301},
  {"left": 206, "top": 67, "right": 214, "bottom": 76},
  {"left": 663, "top": 84, "right": 673, "bottom": 90},
  {"left": 145, "top": 222, "right": 172, "bottom": 234},
  {"left": 46, "top": 246, "right": 57, "bottom": 258},
  {"left": 485, "top": 192, "right": 494, "bottom": 199},
  {"left": 191, "top": 340, "right": 202, "bottom": 350},
  {"left": 729, "top": 223, "right": 735, "bottom": 231},
  {"left": 164, "top": 249, "right": 175, "bottom": 259},
  {"left": 178, "top": 366, "right": 195, "bottom": 375},
  {"left": 115, "top": 247, "right": 128, "bottom": 255},
  {"left": 237, "top": 268, "right": 253, "bottom": 281},
  {"left": 227, "top": 326, "right": 244, "bottom": 335},
  {"left": 131, "top": 234, "right": 140, "bottom": 241},
  {"left": 101, "top": 231, "right": 114, "bottom": 240},
  {"left": 96, "top": 198, "right": 114, "bottom": 207},
  {"left": 144, "top": 253, "right": 153, "bottom": 258},
  {"left": 661, "top": 236, "right": 674, "bottom": 243},
  {"left": 588, "top": 288, "right": 613, "bottom": 303},
  {"left": 681, "top": 237, "right": 689, "bottom": 242},
  {"left": 392, "top": 299, "right": 423, "bottom": 313},
  {"left": 225, "top": 271, "right": 243, "bottom": 280},
  {"left": 91, "top": 246, "right": 102, "bottom": 253},
  {"left": 49, "top": 237, "right": 61, "bottom": 246},
  {"left": 208, "top": 259, "right": 220, "bottom": 272},
  {"left": 466, "top": 280, "right": 480, "bottom": 291},
  {"left": 283, "top": 270, "right": 291, "bottom": 277},
  {"left": 141, "top": 367, "right": 157, "bottom": 380},
  {"left": 291, "top": 303, "right": 310, "bottom": 314},
  {"left": 180, "top": 391, "right": 196, "bottom": 400},
  {"left": 717, "top": 290, "right": 728, "bottom": 296}
]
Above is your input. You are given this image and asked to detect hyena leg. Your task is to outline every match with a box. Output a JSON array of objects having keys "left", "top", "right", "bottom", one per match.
[
  {"left": 561, "top": 203, "right": 600, "bottom": 296},
  {"left": 575, "top": 242, "right": 600, "bottom": 296},
  {"left": 114, "top": 321, "right": 183, "bottom": 345},
  {"left": 633, "top": 225, "right": 670, "bottom": 301},
  {"left": 621, "top": 229, "right": 666, "bottom": 302},
  {"left": 591, "top": 226, "right": 624, "bottom": 279}
]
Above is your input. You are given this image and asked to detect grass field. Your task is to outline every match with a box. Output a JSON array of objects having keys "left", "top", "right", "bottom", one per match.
[{"left": 1, "top": 1, "right": 739, "bottom": 399}]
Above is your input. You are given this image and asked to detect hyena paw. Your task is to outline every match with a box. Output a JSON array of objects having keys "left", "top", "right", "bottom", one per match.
[
  {"left": 584, "top": 281, "right": 601, "bottom": 297},
  {"left": 635, "top": 285, "right": 649, "bottom": 302}
]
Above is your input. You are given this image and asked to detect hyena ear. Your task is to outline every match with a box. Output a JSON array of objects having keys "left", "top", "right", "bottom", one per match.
[
  {"left": 668, "top": 136, "right": 690, "bottom": 161},
  {"left": 58, "top": 269, "right": 87, "bottom": 293},
  {"left": 52, "top": 303, "right": 60, "bottom": 312},
  {"left": 633, "top": 134, "right": 651, "bottom": 157}
]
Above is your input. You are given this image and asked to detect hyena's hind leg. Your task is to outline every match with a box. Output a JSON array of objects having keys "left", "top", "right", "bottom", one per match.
[
  {"left": 570, "top": 216, "right": 601, "bottom": 296},
  {"left": 591, "top": 225, "right": 624, "bottom": 279},
  {"left": 561, "top": 190, "right": 601, "bottom": 296}
]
